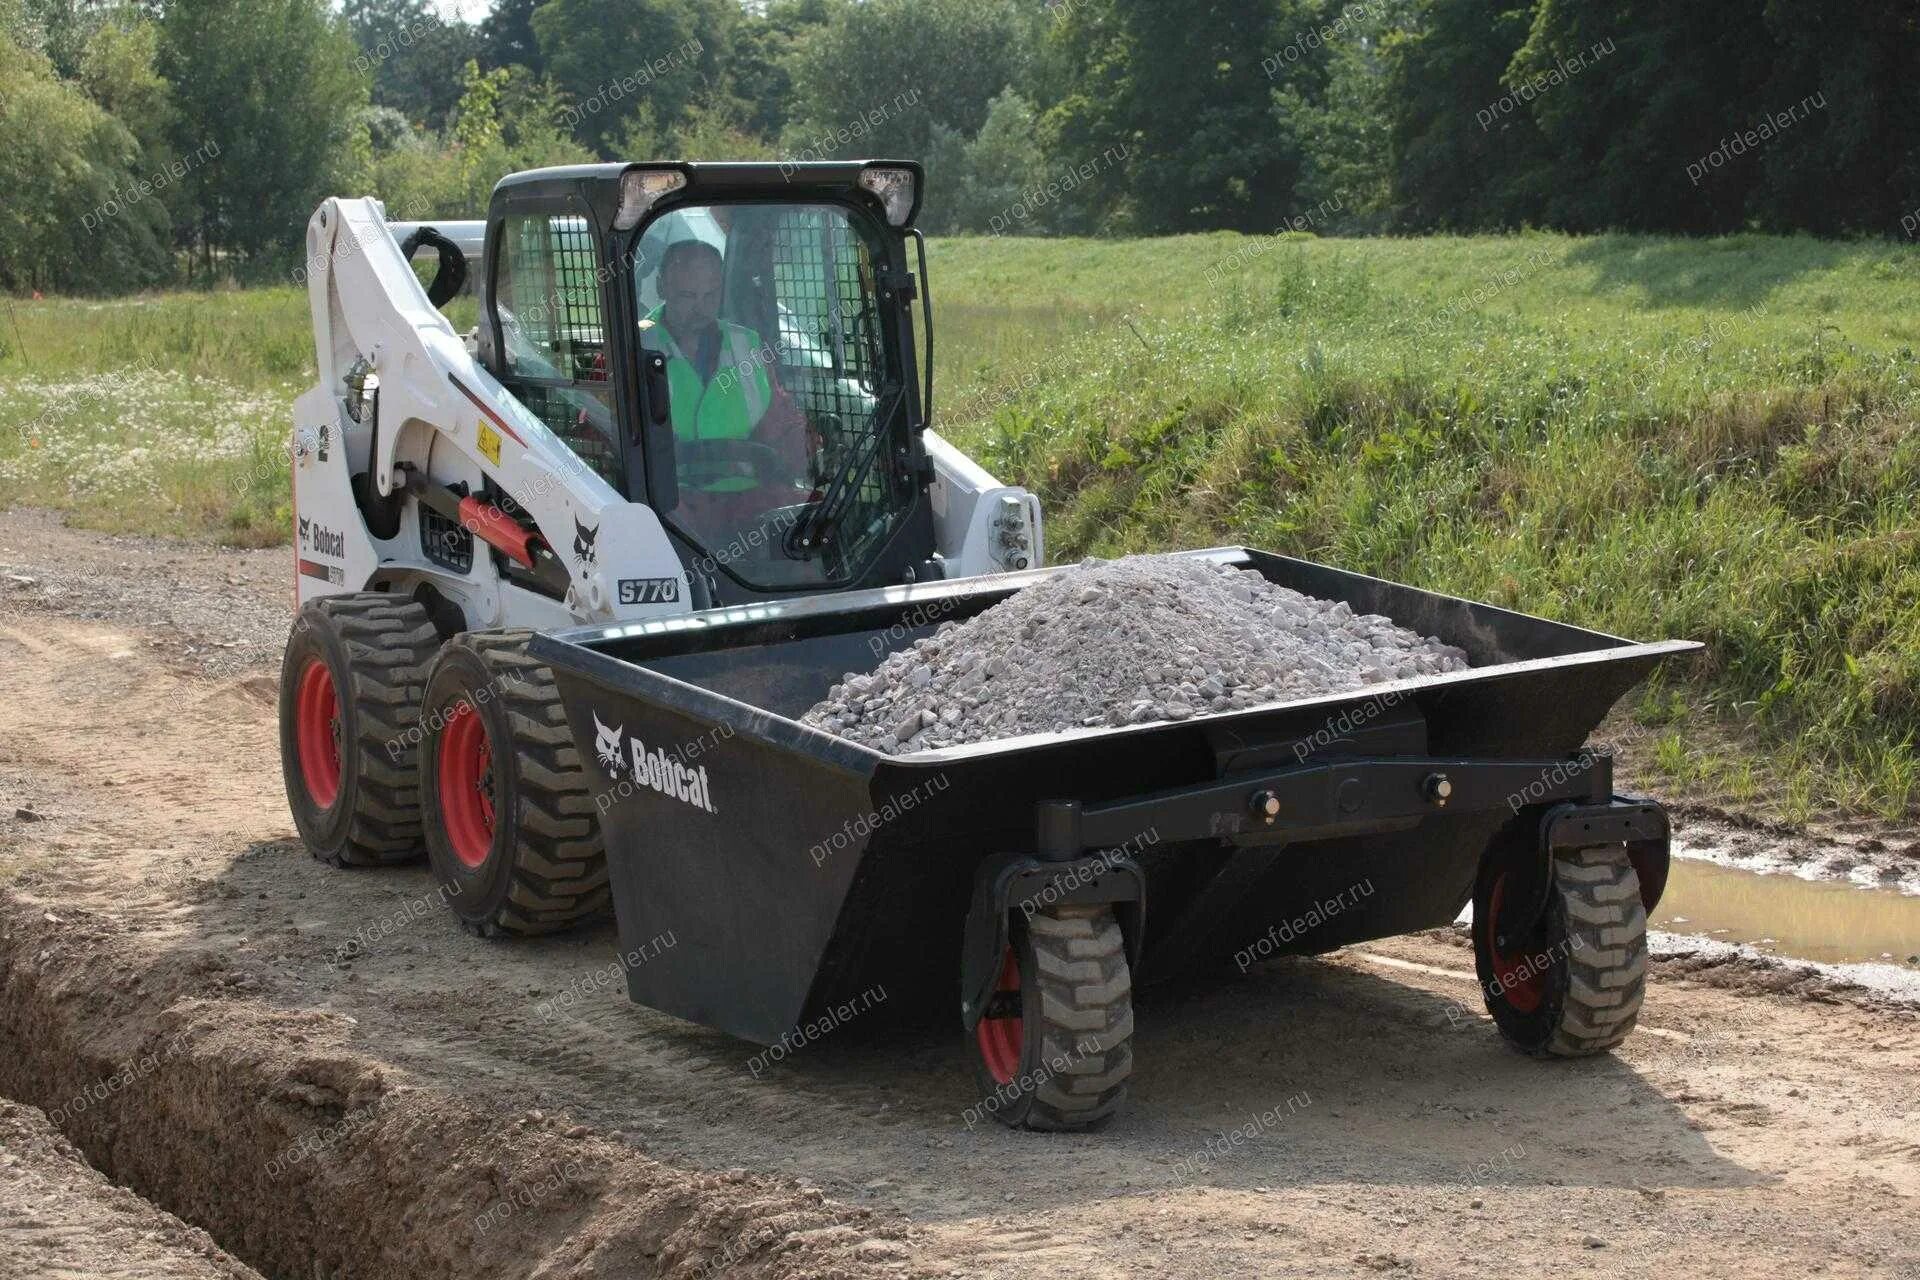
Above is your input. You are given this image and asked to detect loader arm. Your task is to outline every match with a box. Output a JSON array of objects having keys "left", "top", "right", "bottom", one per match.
[{"left": 291, "top": 197, "right": 690, "bottom": 626}]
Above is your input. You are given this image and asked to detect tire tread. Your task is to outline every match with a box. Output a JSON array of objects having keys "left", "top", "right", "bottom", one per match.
[
  {"left": 1022, "top": 907, "right": 1133, "bottom": 1131},
  {"left": 437, "top": 630, "right": 609, "bottom": 936},
  {"left": 305, "top": 594, "right": 440, "bottom": 868}
]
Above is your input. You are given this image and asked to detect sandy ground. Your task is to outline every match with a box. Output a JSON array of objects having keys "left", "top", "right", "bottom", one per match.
[{"left": 1, "top": 508, "right": 1916, "bottom": 1280}]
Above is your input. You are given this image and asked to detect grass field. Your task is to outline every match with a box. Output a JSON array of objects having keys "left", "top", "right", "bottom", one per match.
[{"left": 2, "top": 232, "right": 1916, "bottom": 816}]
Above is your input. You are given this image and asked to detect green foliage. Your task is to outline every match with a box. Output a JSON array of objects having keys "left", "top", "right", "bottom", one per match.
[
  {"left": 1749, "top": 0, "right": 1920, "bottom": 235},
  {"left": 923, "top": 90, "right": 1049, "bottom": 235},
  {"left": 1038, "top": 0, "right": 1331, "bottom": 235},
  {"left": 1279, "top": 0, "right": 1408, "bottom": 231},
  {"left": 784, "top": 0, "right": 1026, "bottom": 160},
  {"left": 356, "top": 63, "right": 592, "bottom": 220},
  {"left": 18, "top": 0, "right": 100, "bottom": 75},
  {"left": 666, "top": 98, "right": 781, "bottom": 161},
  {"left": 344, "top": 0, "right": 482, "bottom": 133},
  {"left": 8, "top": 0, "right": 1919, "bottom": 284},
  {"left": 0, "top": 36, "right": 172, "bottom": 293},
  {"left": 532, "top": 0, "right": 711, "bottom": 154},
  {"left": 721, "top": 0, "right": 837, "bottom": 142},
  {"left": 479, "top": 0, "right": 541, "bottom": 75},
  {"left": 159, "top": 0, "right": 368, "bottom": 275},
  {"left": 77, "top": 16, "right": 173, "bottom": 166},
  {"left": 451, "top": 59, "right": 510, "bottom": 163},
  {"left": 1513, "top": 2, "right": 1772, "bottom": 233},
  {"left": 1383, "top": 0, "right": 1546, "bottom": 231},
  {"left": 0, "top": 0, "right": 38, "bottom": 51}
]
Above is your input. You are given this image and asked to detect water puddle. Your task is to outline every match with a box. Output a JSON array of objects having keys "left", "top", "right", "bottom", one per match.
[{"left": 1655, "top": 859, "right": 1920, "bottom": 967}]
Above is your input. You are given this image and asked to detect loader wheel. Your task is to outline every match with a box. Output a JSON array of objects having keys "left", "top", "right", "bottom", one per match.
[
  {"left": 1473, "top": 846, "right": 1648, "bottom": 1057},
  {"left": 419, "top": 631, "right": 608, "bottom": 936},
  {"left": 967, "top": 905, "right": 1134, "bottom": 1131},
  {"left": 278, "top": 594, "right": 441, "bottom": 867}
]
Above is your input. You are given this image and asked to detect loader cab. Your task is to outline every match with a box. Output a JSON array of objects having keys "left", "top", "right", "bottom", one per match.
[{"left": 479, "top": 161, "right": 938, "bottom": 602}]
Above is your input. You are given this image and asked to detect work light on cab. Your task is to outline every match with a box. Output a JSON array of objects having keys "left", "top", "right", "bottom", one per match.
[
  {"left": 615, "top": 167, "right": 689, "bottom": 231},
  {"left": 859, "top": 165, "right": 919, "bottom": 227}
]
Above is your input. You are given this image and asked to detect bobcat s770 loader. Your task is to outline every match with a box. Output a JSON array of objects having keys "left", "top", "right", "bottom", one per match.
[{"left": 281, "top": 161, "right": 1037, "bottom": 932}]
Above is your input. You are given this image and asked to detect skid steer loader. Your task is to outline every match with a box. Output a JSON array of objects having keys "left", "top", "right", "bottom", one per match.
[
  {"left": 279, "top": 161, "right": 1041, "bottom": 935},
  {"left": 282, "top": 162, "right": 1696, "bottom": 1130}
]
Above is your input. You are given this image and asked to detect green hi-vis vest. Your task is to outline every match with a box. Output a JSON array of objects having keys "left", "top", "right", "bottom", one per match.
[{"left": 642, "top": 309, "right": 771, "bottom": 493}]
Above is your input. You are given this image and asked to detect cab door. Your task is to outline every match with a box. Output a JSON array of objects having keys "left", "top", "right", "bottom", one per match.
[{"left": 486, "top": 199, "right": 632, "bottom": 492}]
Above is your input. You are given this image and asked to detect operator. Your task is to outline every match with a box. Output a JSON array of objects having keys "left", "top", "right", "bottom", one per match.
[{"left": 639, "top": 239, "right": 811, "bottom": 508}]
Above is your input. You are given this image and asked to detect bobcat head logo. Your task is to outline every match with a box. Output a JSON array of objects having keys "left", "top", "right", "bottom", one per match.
[
  {"left": 574, "top": 518, "right": 599, "bottom": 568},
  {"left": 298, "top": 516, "right": 311, "bottom": 545},
  {"left": 592, "top": 711, "right": 624, "bottom": 777}
]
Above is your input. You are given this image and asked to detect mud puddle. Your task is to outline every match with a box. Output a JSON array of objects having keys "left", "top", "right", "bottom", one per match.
[
  {"left": 1672, "top": 807, "right": 1920, "bottom": 895},
  {"left": 1653, "top": 858, "right": 1920, "bottom": 967}
]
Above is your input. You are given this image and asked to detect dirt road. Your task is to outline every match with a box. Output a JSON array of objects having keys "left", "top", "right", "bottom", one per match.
[{"left": 1, "top": 509, "right": 1916, "bottom": 1280}]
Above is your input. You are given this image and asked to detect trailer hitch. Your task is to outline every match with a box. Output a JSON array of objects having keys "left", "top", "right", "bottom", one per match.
[
  {"left": 1492, "top": 796, "right": 1671, "bottom": 952},
  {"left": 959, "top": 849, "right": 1146, "bottom": 1033}
]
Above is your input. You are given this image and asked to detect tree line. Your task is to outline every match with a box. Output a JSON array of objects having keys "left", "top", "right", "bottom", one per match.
[{"left": 3, "top": 0, "right": 1916, "bottom": 294}]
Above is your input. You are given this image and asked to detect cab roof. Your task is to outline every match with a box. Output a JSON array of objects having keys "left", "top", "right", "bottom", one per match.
[{"left": 489, "top": 160, "right": 925, "bottom": 231}]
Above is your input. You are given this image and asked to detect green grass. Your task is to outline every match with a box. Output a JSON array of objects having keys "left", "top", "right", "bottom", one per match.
[
  {"left": 2, "top": 231, "right": 1916, "bottom": 815},
  {"left": 0, "top": 286, "right": 476, "bottom": 544},
  {"left": 0, "top": 288, "right": 312, "bottom": 543},
  {"left": 928, "top": 232, "right": 1920, "bottom": 819}
]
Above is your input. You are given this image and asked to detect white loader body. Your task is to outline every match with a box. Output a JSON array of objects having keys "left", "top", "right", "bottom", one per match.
[{"left": 291, "top": 195, "right": 1041, "bottom": 632}]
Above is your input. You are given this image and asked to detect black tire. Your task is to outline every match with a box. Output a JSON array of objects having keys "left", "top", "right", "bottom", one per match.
[
  {"left": 278, "top": 593, "right": 441, "bottom": 867},
  {"left": 1473, "top": 845, "right": 1648, "bottom": 1057},
  {"left": 418, "top": 630, "right": 608, "bottom": 936},
  {"left": 967, "top": 905, "right": 1134, "bottom": 1131}
]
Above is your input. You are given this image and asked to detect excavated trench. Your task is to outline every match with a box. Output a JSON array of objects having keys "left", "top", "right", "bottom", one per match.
[{"left": 0, "top": 901, "right": 924, "bottom": 1280}]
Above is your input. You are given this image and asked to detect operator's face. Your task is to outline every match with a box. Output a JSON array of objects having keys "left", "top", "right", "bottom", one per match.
[{"left": 661, "top": 255, "right": 723, "bottom": 333}]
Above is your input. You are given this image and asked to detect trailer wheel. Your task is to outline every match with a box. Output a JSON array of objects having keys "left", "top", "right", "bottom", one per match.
[
  {"left": 278, "top": 594, "right": 441, "bottom": 867},
  {"left": 418, "top": 631, "right": 609, "bottom": 936},
  {"left": 1473, "top": 845, "right": 1647, "bottom": 1057},
  {"left": 968, "top": 905, "right": 1134, "bottom": 1131}
]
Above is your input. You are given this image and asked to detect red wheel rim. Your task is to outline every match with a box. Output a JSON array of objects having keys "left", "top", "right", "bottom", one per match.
[
  {"left": 975, "top": 946, "right": 1023, "bottom": 1085},
  {"left": 437, "top": 701, "right": 495, "bottom": 870},
  {"left": 294, "top": 659, "right": 342, "bottom": 809},
  {"left": 1487, "top": 875, "right": 1552, "bottom": 1014}
]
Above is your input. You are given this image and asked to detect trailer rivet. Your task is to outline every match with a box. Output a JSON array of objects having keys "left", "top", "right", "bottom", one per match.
[
  {"left": 1250, "top": 790, "right": 1282, "bottom": 825},
  {"left": 1425, "top": 772, "right": 1453, "bottom": 806}
]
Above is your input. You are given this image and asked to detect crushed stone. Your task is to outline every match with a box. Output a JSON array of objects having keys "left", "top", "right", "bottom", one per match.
[{"left": 801, "top": 554, "right": 1471, "bottom": 754}]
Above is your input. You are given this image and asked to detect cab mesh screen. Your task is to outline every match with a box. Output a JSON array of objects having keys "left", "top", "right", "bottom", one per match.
[
  {"left": 764, "top": 209, "right": 897, "bottom": 573},
  {"left": 499, "top": 214, "right": 622, "bottom": 488}
]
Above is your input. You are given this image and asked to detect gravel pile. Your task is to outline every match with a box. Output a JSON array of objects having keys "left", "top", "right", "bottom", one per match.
[{"left": 802, "top": 555, "right": 1471, "bottom": 754}]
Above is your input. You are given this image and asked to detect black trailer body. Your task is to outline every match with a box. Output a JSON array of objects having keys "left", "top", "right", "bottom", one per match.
[{"left": 530, "top": 547, "right": 1698, "bottom": 1059}]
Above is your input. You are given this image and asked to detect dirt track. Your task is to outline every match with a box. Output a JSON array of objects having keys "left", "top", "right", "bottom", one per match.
[{"left": 1, "top": 509, "right": 1917, "bottom": 1280}]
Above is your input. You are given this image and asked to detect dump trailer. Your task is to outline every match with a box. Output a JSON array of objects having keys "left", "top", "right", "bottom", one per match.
[{"left": 533, "top": 547, "right": 1699, "bottom": 1129}]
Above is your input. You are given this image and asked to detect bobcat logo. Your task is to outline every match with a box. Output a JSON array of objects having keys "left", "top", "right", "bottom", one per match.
[
  {"left": 298, "top": 517, "right": 344, "bottom": 558},
  {"left": 593, "top": 712, "right": 625, "bottom": 777},
  {"left": 573, "top": 518, "right": 599, "bottom": 568}
]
